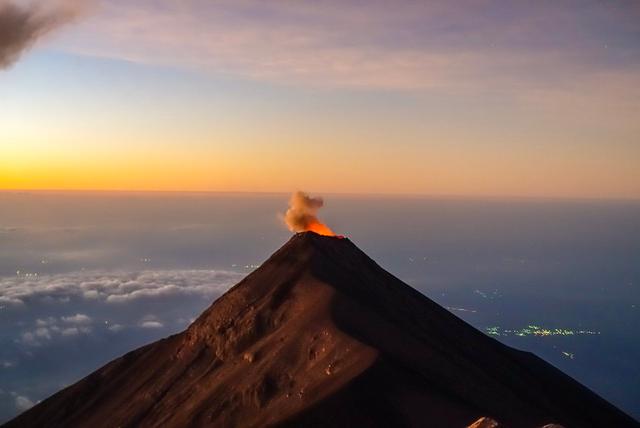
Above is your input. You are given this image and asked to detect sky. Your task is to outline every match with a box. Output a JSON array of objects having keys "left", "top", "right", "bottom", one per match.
[{"left": 1, "top": 0, "right": 639, "bottom": 198}]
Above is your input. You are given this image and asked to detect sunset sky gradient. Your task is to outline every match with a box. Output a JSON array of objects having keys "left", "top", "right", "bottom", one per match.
[{"left": 1, "top": 0, "right": 639, "bottom": 198}]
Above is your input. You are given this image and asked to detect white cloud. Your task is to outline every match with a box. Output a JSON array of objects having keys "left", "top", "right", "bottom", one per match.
[
  {"left": 61, "top": 313, "right": 91, "bottom": 325},
  {"left": 34, "top": 328, "right": 51, "bottom": 340},
  {"left": 35, "top": 317, "right": 57, "bottom": 327},
  {"left": 105, "top": 284, "right": 181, "bottom": 303},
  {"left": 138, "top": 314, "right": 164, "bottom": 329},
  {"left": 15, "top": 395, "right": 34, "bottom": 412},
  {"left": 139, "top": 320, "right": 163, "bottom": 329},
  {"left": 0, "top": 296, "right": 23, "bottom": 306},
  {"left": 61, "top": 327, "right": 80, "bottom": 336},
  {"left": 17, "top": 313, "right": 94, "bottom": 345},
  {"left": 0, "top": 269, "right": 242, "bottom": 305},
  {"left": 83, "top": 290, "right": 100, "bottom": 299}
]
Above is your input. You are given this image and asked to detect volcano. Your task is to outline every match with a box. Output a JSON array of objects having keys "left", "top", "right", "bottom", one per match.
[{"left": 5, "top": 232, "right": 638, "bottom": 428}]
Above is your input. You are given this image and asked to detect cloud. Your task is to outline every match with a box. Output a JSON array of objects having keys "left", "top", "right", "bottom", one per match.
[
  {"left": 2, "top": 264, "right": 236, "bottom": 422},
  {"left": 0, "top": 269, "right": 243, "bottom": 306},
  {"left": 19, "top": 332, "right": 38, "bottom": 346},
  {"left": 33, "top": 327, "right": 51, "bottom": 340},
  {"left": 83, "top": 290, "right": 100, "bottom": 299},
  {"left": 53, "top": 1, "right": 640, "bottom": 91},
  {"left": 35, "top": 317, "right": 57, "bottom": 327},
  {"left": 139, "top": 320, "right": 163, "bottom": 329},
  {"left": 61, "top": 313, "right": 91, "bottom": 324},
  {"left": 19, "top": 327, "right": 54, "bottom": 346},
  {"left": 14, "top": 395, "right": 34, "bottom": 412},
  {"left": 2, "top": 269, "right": 242, "bottom": 350},
  {"left": 1, "top": 360, "right": 15, "bottom": 369},
  {"left": 0, "top": 296, "right": 23, "bottom": 306},
  {"left": 0, "top": 0, "right": 89, "bottom": 69},
  {"left": 61, "top": 327, "right": 90, "bottom": 336},
  {"left": 138, "top": 314, "right": 163, "bottom": 329},
  {"left": 17, "top": 313, "right": 93, "bottom": 345},
  {"left": 105, "top": 284, "right": 182, "bottom": 303},
  {"left": 107, "top": 323, "right": 124, "bottom": 332}
]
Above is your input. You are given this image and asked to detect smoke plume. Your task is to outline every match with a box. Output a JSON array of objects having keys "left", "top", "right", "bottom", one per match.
[
  {"left": 0, "top": 0, "right": 86, "bottom": 69},
  {"left": 283, "top": 191, "right": 335, "bottom": 236}
]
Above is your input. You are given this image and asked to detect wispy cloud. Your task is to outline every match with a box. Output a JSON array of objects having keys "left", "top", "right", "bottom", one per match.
[{"left": 53, "top": 0, "right": 640, "bottom": 91}]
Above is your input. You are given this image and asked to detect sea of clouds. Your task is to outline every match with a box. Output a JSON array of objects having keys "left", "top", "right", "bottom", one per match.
[
  {"left": 0, "top": 269, "right": 243, "bottom": 306},
  {"left": 0, "top": 268, "right": 244, "bottom": 423}
]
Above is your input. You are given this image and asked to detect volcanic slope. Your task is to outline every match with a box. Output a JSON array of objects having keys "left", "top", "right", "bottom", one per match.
[{"left": 4, "top": 232, "right": 638, "bottom": 428}]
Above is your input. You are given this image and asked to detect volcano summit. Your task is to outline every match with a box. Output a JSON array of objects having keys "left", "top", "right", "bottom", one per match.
[{"left": 4, "top": 233, "right": 637, "bottom": 428}]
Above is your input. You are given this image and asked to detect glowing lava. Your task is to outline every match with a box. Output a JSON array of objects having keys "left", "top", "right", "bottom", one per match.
[{"left": 306, "top": 220, "right": 335, "bottom": 237}]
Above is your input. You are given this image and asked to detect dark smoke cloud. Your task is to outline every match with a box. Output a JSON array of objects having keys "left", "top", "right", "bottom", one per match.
[
  {"left": 0, "top": 0, "right": 85, "bottom": 69},
  {"left": 283, "top": 191, "right": 327, "bottom": 233}
]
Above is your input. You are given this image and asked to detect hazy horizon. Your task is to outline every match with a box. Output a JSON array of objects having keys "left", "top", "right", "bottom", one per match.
[{"left": 3, "top": 189, "right": 640, "bottom": 203}]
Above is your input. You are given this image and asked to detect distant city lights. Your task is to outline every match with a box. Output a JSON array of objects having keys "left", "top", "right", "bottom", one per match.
[{"left": 485, "top": 325, "right": 600, "bottom": 337}]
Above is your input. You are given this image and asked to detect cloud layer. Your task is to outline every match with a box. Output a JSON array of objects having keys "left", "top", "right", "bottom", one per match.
[
  {"left": 0, "top": 269, "right": 243, "bottom": 306},
  {"left": 54, "top": 0, "right": 640, "bottom": 91},
  {"left": 0, "top": 268, "right": 245, "bottom": 422}
]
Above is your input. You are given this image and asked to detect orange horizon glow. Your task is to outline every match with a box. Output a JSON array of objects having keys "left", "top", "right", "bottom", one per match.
[{"left": 2, "top": 137, "right": 639, "bottom": 200}]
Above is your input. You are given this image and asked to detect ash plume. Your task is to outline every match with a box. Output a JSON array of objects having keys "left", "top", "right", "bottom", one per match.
[
  {"left": 283, "top": 191, "right": 332, "bottom": 234},
  {"left": 0, "top": 0, "right": 86, "bottom": 69}
]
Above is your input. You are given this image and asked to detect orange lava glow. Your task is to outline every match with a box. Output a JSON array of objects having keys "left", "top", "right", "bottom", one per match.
[{"left": 306, "top": 221, "right": 335, "bottom": 236}]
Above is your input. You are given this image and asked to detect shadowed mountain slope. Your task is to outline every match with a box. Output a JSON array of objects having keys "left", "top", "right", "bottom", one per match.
[{"left": 4, "top": 232, "right": 638, "bottom": 428}]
